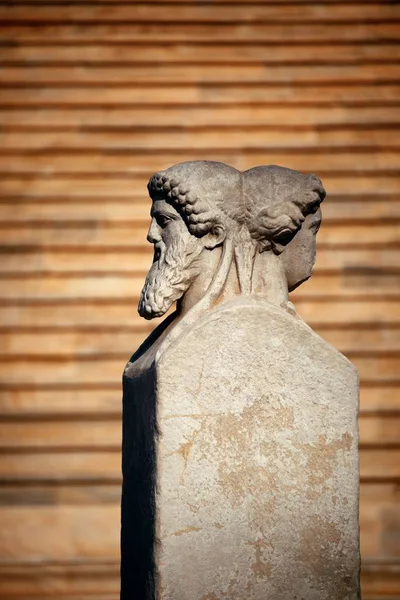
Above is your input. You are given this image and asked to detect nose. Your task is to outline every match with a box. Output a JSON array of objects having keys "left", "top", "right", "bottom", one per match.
[{"left": 147, "top": 218, "right": 161, "bottom": 244}]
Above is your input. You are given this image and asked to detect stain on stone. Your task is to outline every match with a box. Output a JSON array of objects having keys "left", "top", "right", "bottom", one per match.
[
  {"left": 247, "top": 538, "right": 273, "bottom": 579},
  {"left": 172, "top": 526, "right": 202, "bottom": 537}
]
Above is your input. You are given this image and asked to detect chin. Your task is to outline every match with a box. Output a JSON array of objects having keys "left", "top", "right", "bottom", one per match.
[{"left": 138, "top": 295, "right": 174, "bottom": 320}]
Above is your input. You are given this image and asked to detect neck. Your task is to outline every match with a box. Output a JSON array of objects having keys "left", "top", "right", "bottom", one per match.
[
  {"left": 179, "top": 243, "right": 288, "bottom": 318},
  {"left": 251, "top": 250, "right": 288, "bottom": 306}
]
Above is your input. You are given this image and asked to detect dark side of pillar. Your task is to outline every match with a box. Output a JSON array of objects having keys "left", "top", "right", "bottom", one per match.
[{"left": 120, "top": 367, "right": 157, "bottom": 600}]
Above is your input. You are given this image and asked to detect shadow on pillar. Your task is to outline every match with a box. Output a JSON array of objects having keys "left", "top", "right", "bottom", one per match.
[{"left": 120, "top": 367, "right": 158, "bottom": 600}]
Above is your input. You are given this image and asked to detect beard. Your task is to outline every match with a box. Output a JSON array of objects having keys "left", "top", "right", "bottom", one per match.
[{"left": 138, "top": 234, "right": 203, "bottom": 320}]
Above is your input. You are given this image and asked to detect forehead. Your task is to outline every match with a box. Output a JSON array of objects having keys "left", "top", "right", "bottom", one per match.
[{"left": 151, "top": 199, "right": 180, "bottom": 217}]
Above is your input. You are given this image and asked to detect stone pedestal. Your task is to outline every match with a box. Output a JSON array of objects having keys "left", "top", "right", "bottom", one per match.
[{"left": 121, "top": 298, "right": 360, "bottom": 600}]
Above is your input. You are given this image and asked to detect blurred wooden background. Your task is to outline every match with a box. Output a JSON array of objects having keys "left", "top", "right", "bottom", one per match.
[{"left": 0, "top": 0, "right": 399, "bottom": 598}]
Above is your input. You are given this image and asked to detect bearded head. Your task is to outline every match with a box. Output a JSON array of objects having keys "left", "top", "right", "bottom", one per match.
[{"left": 138, "top": 161, "right": 242, "bottom": 319}]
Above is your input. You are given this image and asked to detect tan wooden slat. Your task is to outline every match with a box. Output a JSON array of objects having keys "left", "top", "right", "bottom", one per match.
[
  {"left": 0, "top": 302, "right": 170, "bottom": 327},
  {"left": 1, "top": 107, "right": 400, "bottom": 129},
  {"left": 0, "top": 273, "right": 399, "bottom": 302},
  {"left": 1, "top": 326, "right": 399, "bottom": 359},
  {"left": 0, "top": 505, "right": 119, "bottom": 559},
  {"left": 1, "top": 43, "right": 400, "bottom": 66},
  {"left": 0, "top": 492, "right": 392, "bottom": 563},
  {"left": 0, "top": 198, "right": 399, "bottom": 222},
  {"left": 359, "top": 415, "right": 400, "bottom": 446},
  {"left": 0, "top": 151, "right": 399, "bottom": 176},
  {"left": 0, "top": 388, "right": 125, "bottom": 416},
  {"left": 0, "top": 84, "right": 399, "bottom": 105},
  {"left": 5, "top": 64, "right": 400, "bottom": 84},
  {"left": 2, "top": 22, "right": 399, "bottom": 43},
  {"left": 296, "top": 301, "right": 400, "bottom": 326},
  {"left": 0, "top": 451, "right": 121, "bottom": 481},
  {"left": 360, "top": 388, "right": 400, "bottom": 413},
  {"left": 1, "top": 175, "right": 400, "bottom": 196},
  {"left": 0, "top": 4, "right": 398, "bottom": 23},
  {"left": 360, "top": 483, "right": 400, "bottom": 557},
  {"left": 0, "top": 412, "right": 396, "bottom": 449},
  {"left": 0, "top": 447, "right": 396, "bottom": 481},
  {"left": 0, "top": 559, "right": 397, "bottom": 599},
  {"left": 4, "top": 0, "right": 396, "bottom": 5},
  {"left": 0, "top": 222, "right": 399, "bottom": 248},
  {"left": 0, "top": 247, "right": 399, "bottom": 274},
  {"left": 0, "top": 354, "right": 397, "bottom": 385},
  {"left": 0, "top": 385, "right": 397, "bottom": 417},
  {"left": 0, "top": 557, "right": 396, "bottom": 598},
  {"left": 0, "top": 299, "right": 397, "bottom": 329},
  {"left": 0, "top": 173, "right": 400, "bottom": 197},
  {"left": 0, "top": 558, "right": 120, "bottom": 597},
  {"left": 2, "top": 47, "right": 400, "bottom": 66},
  {"left": 1, "top": 128, "right": 400, "bottom": 151}
]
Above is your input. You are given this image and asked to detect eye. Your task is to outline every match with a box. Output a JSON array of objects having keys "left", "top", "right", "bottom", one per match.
[
  {"left": 274, "top": 228, "right": 294, "bottom": 245},
  {"left": 155, "top": 214, "right": 171, "bottom": 228}
]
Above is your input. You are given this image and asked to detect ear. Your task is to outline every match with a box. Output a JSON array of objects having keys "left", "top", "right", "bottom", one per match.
[{"left": 202, "top": 225, "right": 226, "bottom": 249}]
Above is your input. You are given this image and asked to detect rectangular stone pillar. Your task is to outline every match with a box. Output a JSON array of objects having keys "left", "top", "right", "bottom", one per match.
[{"left": 121, "top": 299, "right": 360, "bottom": 599}]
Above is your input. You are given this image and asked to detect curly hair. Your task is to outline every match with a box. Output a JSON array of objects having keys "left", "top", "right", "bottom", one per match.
[
  {"left": 147, "top": 160, "right": 242, "bottom": 238},
  {"left": 243, "top": 165, "right": 326, "bottom": 254}
]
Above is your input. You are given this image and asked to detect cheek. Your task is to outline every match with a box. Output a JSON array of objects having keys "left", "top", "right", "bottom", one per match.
[{"left": 161, "top": 219, "right": 193, "bottom": 245}]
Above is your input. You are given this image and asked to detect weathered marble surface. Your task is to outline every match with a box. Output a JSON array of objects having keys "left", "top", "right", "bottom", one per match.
[
  {"left": 120, "top": 161, "right": 360, "bottom": 599},
  {"left": 156, "top": 299, "right": 359, "bottom": 599}
]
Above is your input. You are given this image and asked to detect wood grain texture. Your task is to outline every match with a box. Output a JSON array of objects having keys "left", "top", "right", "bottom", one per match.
[{"left": 0, "top": 1, "right": 399, "bottom": 595}]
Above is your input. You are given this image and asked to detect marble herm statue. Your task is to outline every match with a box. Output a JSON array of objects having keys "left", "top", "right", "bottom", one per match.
[{"left": 121, "top": 162, "right": 360, "bottom": 600}]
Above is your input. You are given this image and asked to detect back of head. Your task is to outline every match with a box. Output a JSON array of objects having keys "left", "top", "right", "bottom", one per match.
[{"left": 243, "top": 165, "right": 326, "bottom": 254}]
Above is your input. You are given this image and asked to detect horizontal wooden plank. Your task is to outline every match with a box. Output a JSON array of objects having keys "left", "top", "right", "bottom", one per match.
[
  {"left": 4, "top": 173, "right": 361, "bottom": 196},
  {"left": 0, "top": 446, "right": 397, "bottom": 481},
  {"left": 0, "top": 384, "right": 397, "bottom": 417},
  {"left": 1, "top": 326, "right": 399, "bottom": 359},
  {"left": 0, "top": 412, "right": 397, "bottom": 449},
  {"left": 0, "top": 559, "right": 398, "bottom": 599},
  {"left": 1, "top": 43, "right": 400, "bottom": 66},
  {"left": 1, "top": 128, "right": 400, "bottom": 151},
  {"left": 360, "top": 483, "right": 400, "bottom": 557},
  {"left": 2, "top": 22, "right": 399, "bottom": 44},
  {"left": 0, "top": 387, "right": 125, "bottom": 417},
  {"left": 2, "top": 0, "right": 396, "bottom": 5},
  {"left": 0, "top": 272, "right": 399, "bottom": 302},
  {"left": 0, "top": 151, "right": 399, "bottom": 178},
  {"left": 0, "top": 247, "right": 398, "bottom": 274},
  {"left": 1, "top": 106, "right": 400, "bottom": 129},
  {"left": 296, "top": 302, "right": 400, "bottom": 327},
  {"left": 360, "top": 449, "right": 400, "bottom": 481},
  {"left": 0, "top": 198, "right": 399, "bottom": 223},
  {"left": 2, "top": 174, "right": 400, "bottom": 197},
  {"left": 0, "top": 558, "right": 119, "bottom": 598},
  {"left": 0, "top": 4, "right": 398, "bottom": 24},
  {"left": 0, "top": 450, "right": 121, "bottom": 482},
  {"left": 0, "top": 298, "right": 397, "bottom": 329},
  {"left": 5, "top": 64, "right": 400, "bottom": 85},
  {"left": 2, "top": 498, "right": 393, "bottom": 565},
  {"left": 0, "top": 354, "right": 397, "bottom": 385},
  {"left": 360, "top": 415, "right": 400, "bottom": 446},
  {"left": 0, "top": 558, "right": 396, "bottom": 599},
  {"left": 0, "top": 84, "right": 399, "bottom": 105},
  {"left": 0, "top": 505, "right": 119, "bottom": 559},
  {"left": 1, "top": 222, "right": 399, "bottom": 248}
]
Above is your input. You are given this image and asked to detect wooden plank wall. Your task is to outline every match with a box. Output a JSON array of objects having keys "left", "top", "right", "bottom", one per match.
[{"left": 0, "top": 1, "right": 399, "bottom": 597}]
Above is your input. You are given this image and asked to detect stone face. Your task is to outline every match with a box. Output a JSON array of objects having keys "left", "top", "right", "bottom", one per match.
[{"left": 121, "top": 161, "right": 360, "bottom": 599}]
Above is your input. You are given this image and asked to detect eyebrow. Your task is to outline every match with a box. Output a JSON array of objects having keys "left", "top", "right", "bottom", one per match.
[{"left": 151, "top": 205, "right": 178, "bottom": 218}]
